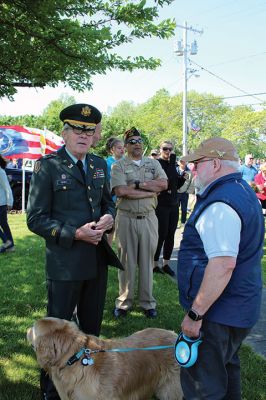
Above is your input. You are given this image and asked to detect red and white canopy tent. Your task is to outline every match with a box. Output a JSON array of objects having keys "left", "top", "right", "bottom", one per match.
[{"left": 0, "top": 125, "right": 64, "bottom": 211}]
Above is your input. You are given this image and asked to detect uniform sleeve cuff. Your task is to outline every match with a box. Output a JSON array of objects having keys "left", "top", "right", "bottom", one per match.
[{"left": 58, "top": 224, "right": 76, "bottom": 249}]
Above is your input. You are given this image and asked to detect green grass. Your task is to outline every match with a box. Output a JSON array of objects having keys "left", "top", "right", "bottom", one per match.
[{"left": 0, "top": 214, "right": 265, "bottom": 399}]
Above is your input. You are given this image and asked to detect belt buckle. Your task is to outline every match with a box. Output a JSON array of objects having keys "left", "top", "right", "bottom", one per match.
[{"left": 136, "top": 215, "right": 144, "bottom": 219}]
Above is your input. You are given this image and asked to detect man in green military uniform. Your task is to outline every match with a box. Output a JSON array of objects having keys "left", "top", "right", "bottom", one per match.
[
  {"left": 111, "top": 127, "right": 168, "bottom": 319},
  {"left": 27, "top": 103, "right": 122, "bottom": 400}
]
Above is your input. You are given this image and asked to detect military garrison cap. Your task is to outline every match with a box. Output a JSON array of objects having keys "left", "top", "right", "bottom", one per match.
[
  {"left": 124, "top": 127, "right": 141, "bottom": 142},
  {"left": 60, "top": 103, "right": 102, "bottom": 128}
]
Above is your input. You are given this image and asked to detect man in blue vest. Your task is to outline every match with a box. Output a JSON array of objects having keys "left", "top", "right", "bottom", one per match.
[{"left": 178, "top": 137, "right": 264, "bottom": 400}]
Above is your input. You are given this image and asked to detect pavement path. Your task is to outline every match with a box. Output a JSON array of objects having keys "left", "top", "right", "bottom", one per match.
[{"left": 167, "top": 228, "right": 266, "bottom": 359}]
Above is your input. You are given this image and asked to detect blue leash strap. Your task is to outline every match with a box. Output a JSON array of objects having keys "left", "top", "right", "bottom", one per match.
[
  {"left": 105, "top": 345, "right": 174, "bottom": 353},
  {"left": 67, "top": 344, "right": 175, "bottom": 366}
]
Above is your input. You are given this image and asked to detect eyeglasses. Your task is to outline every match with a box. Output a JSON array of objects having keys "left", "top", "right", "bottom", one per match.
[
  {"left": 67, "top": 123, "right": 95, "bottom": 137},
  {"left": 162, "top": 147, "right": 173, "bottom": 152},
  {"left": 194, "top": 158, "right": 213, "bottom": 170},
  {"left": 127, "top": 138, "right": 143, "bottom": 145}
]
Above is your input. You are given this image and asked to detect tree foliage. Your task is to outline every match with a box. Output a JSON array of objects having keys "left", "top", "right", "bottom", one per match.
[
  {"left": 1, "top": 90, "right": 265, "bottom": 159},
  {"left": 0, "top": 0, "right": 175, "bottom": 99}
]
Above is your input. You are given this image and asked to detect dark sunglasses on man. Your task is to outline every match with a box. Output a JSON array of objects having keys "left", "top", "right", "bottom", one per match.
[{"left": 126, "top": 138, "right": 143, "bottom": 145}]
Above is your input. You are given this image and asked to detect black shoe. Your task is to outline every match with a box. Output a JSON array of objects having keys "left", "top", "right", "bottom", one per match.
[
  {"left": 144, "top": 309, "right": 157, "bottom": 318},
  {"left": 153, "top": 266, "right": 164, "bottom": 274},
  {"left": 113, "top": 308, "right": 127, "bottom": 318},
  {"left": 162, "top": 264, "right": 175, "bottom": 277}
]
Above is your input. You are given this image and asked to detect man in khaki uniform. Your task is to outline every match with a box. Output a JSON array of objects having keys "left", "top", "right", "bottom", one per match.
[{"left": 111, "top": 127, "right": 167, "bottom": 318}]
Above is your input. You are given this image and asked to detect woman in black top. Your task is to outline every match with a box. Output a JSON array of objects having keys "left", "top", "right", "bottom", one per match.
[{"left": 154, "top": 141, "right": 185, "bottom": 276}]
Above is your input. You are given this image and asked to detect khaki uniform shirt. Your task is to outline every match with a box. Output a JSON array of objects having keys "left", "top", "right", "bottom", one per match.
[{"left": 111, "top": 156, "right": 167, "bottom": 213}]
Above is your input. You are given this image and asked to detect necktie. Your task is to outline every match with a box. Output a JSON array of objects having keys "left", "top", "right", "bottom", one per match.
[{"left": 76, "top": 160, "right": 86, "bottom": 183}]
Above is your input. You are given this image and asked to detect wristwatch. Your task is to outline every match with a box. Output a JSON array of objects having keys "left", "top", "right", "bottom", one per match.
[
  {"left": 187, "top": 308, "right": 203, "bottom": 321},
  {"left": 134, "top": 180, "right": 140, "bottom": 190}
]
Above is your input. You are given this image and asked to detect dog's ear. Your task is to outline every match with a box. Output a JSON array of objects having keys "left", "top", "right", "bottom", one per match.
[
  {"left": 33, "top": 318, "right": 80, "bottom": 369},
  {"left": 35, "top": 317, "right": 67, "bottom": 337}
]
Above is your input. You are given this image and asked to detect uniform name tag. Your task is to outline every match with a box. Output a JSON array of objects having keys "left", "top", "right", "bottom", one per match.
[{"left": 56, "top": 179, "right": 72, "bottom": 186}]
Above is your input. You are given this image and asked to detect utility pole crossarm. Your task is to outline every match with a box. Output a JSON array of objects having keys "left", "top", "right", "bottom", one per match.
[{"left": 175, "top": 23, "right": 203, "bottom": 35}]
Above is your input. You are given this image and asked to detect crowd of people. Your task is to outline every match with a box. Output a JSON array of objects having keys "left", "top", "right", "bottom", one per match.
[{"left": 1, "top": 102, "right": 264, "bottom": 400}]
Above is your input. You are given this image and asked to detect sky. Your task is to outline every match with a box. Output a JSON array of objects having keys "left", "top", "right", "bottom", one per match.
[{"left": 1, "top": 0, "right": 266, "bottom": 116}]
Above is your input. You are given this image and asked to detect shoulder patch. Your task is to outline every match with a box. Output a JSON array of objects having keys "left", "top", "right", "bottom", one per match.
[{"left": 34, "top": 161, "right": 41, "bottom": 173}]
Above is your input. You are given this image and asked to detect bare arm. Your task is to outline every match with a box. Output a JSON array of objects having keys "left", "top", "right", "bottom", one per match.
[{"left": 181, "top": 256, "right": 236, "bottom": 337}]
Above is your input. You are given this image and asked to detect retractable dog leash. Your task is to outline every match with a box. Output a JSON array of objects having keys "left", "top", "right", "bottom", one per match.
[
  {"left": 67, "top": 344, "right": 175, "bottom": 366},
  {"left": 174, "top": 332, "right": 203, "bottom": 368},
  {"left": 67, "top": 332, "right": 203, "bottom": 368}
]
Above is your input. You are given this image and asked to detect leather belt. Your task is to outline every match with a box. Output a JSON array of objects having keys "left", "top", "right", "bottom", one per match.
[{"left": 118, "top": 210, "right": 154, "bottom": 219}]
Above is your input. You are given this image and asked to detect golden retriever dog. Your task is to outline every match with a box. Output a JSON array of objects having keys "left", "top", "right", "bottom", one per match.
[{"left": 27, "top": 317, "right": 182, "bottom": 400}]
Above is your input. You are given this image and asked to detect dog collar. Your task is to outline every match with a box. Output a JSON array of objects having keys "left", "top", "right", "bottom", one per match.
[{"left": 67, "top": 348, "right": 97, "bottom": 366}]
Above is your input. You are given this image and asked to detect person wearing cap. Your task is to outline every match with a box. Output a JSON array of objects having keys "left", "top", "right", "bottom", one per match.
[
  {"left": 240, "top": 153, "right": 258, "bottom": 183},
  {"left": 153, "top": 141, "right": 186, "bottom": 276},
  {"left": 111, "top": 127, "right": 168, "bottom": 318},
  {"left": 27, "top": 103, "right": 123, "bottom": 400},
  {"left": 177, "top": 137, "right": 264, "bottom": 400},
  {"left": 149, "top": 149, "right": 159, "bottom": 160}
]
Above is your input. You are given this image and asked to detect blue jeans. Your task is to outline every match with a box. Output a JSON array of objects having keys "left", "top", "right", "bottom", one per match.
[
  {"left": 0, "top": 205, "right": 14, "bottom": 244},
  {"left": 177, "top": 192, "right": 189, "bottom": 224}
]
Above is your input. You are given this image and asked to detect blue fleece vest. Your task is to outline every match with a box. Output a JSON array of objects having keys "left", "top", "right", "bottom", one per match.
[{"left": 178, "top": 173, "right": 264, "bottom": 328}]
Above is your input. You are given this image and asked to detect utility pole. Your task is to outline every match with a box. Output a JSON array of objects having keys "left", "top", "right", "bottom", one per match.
[{"left": 175, "top": 22, "right": 203, "bottom": 155}]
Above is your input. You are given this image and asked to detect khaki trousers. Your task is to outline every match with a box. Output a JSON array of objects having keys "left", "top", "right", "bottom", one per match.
[{"left": 115, "top": 211, "right": 158, "bottom": 310}]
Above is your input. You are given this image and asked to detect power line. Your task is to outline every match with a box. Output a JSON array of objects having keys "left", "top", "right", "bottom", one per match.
[
  {"left": 189, "top": 59, "right": 265, "bottom": 103},
  {"left": 207, "top": 51, "right": 266, "bottom": 68},
  {"left": 187, "top": 92, "right": 266, "bottom": 105}
]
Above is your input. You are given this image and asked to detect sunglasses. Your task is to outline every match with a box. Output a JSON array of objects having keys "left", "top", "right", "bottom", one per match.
[
  {"left": 162, "top": 147, "right": 173, "bottom": 152},
  {"left": 127, "top": 138, "right": 143, "bottom": 145}
]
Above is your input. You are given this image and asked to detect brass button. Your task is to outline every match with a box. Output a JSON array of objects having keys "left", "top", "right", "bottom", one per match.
[
  {"left": 88, "top": 186, "right": 91, "bottom": 190},
  {"left": 89, "top": 197, "right": 92, "bottom": 202}
]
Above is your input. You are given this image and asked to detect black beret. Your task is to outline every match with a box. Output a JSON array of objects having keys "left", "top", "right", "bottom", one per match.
[
  {"left": 59, "top": 103, "right": 102, "bottom": 127},
  {"left": 124, "top": 127, "right": 141, "bottom": 142}
]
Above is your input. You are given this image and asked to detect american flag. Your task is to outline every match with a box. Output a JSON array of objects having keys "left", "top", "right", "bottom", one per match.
[
  {"left": 26, "top": 127, "right": 64, "bottom": 155},
  {"left": 0, "top": 126, "right": 41, "bottom": 159},
  {"left": 0, "top": 125, "right": 64, "bottom": 159}
]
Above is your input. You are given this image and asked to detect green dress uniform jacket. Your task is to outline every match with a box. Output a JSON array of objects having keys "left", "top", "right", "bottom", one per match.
[{"left": 27, "top": 146, "right": 121, "bottom": 281}]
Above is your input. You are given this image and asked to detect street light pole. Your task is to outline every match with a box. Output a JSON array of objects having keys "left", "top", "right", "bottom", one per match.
[
  {"left": 182, "top": 21, "right": 188, "bottom": 156},
  {"left": 175, "top": 22, "right": 203, "bottom": 155}
]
